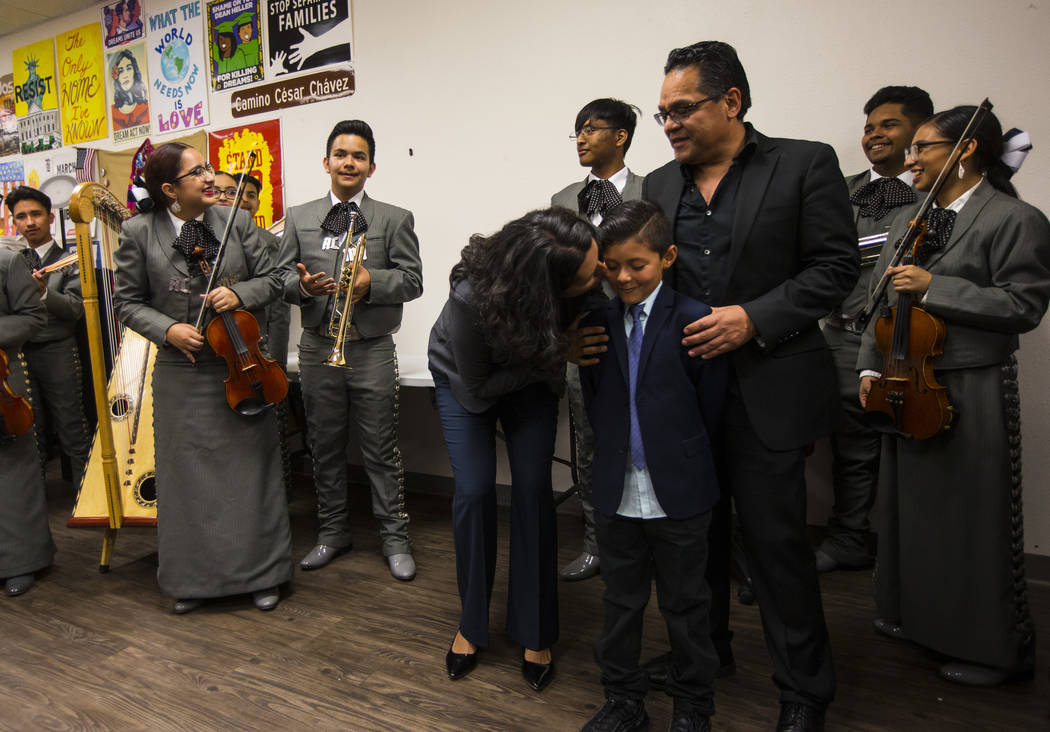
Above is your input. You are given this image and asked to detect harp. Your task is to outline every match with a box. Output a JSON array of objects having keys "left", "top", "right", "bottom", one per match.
[{"left": 66, "top": 182, "right": 158, "bottom": 572}]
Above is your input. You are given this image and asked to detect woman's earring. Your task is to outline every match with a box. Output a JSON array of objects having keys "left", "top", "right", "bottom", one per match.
[
  {"left": 171, "top": 199, "right": 182, "bottom": 214},
  {"left": 958, "top": 162, "right": 965, "bottom": 179}
]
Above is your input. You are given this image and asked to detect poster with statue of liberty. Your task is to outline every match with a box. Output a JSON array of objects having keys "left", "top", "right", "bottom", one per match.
[
  {"left": 145, "top": 0, "right": 210, "bottom": 136},
  {"left": 12, "top": 38, "right": 62, "bottom": 153}
]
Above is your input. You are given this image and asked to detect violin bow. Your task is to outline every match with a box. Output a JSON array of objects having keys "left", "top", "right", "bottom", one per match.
[
  {"left": 845, "top": 99, "right": 993, "bottom": 335},
  {"left": 193, "top": 148, "right": 259, "bottom": 332}
]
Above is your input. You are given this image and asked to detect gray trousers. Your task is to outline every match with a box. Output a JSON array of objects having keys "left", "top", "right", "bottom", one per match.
[
  {"left": 821, "top": 328, "right": 880, "bottom": 565},
  {"left": 23, "top": 337, "right": 90, "bottom": 485},
  {"left": 298, "top": 330, "right": 409, "bottom": 556},
  {"left": 565, "top": 363, "right": 597, "bottom": 556}
]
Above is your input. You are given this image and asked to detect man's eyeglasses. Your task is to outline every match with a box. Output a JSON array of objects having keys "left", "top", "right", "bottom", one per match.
[
  {"left": 907, "top": 140, "right": 954, "bottom": 159},
  {"left": 217, "top": 187, "right": 259, "bottom": 201},
  {"left": 173, "top": 162, "right": 215, "bottom": 182},
  {"left": 653, "top": 95, "right": 721, "bottom": 126},
  {"left": 568, "top": 125, "right": 618, "bottom": 141}
]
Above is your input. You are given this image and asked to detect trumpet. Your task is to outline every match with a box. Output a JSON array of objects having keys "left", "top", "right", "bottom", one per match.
[{"left": 324, "top": 219, "right": 366, "bottom": 369}]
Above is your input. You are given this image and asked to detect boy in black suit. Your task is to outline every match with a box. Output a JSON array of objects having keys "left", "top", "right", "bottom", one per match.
[{"left": 579, "top": 199, "right": 724, "bottom": 732}]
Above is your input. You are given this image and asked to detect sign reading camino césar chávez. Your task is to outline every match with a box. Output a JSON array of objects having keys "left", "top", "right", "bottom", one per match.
[{"left": 230, "top": 63, "right": 352, "bottom": 118}]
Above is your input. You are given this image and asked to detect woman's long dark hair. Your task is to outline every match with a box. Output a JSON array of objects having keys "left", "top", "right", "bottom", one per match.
[
  {"left": 111, "top": 49, "right": 148, "bottom": 108},
  {"left": 451, "top": 207, "right": 596, "bottom": 372},
  {"left": 927, "top": 106, "right": 1017, "bottom": 198}
]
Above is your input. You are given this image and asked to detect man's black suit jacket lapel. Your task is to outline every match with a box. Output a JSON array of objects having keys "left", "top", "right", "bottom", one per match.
[
  {"left": 646, "top": 131, "right": 781, "bottom": 288},
  {"left": 729, "top": 134, "right": 779, "bottom": 277}
]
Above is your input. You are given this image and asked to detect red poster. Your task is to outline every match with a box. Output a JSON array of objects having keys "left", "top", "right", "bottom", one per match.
[{"left": 208, "top": 118, "right": 283, "bottom": 228}]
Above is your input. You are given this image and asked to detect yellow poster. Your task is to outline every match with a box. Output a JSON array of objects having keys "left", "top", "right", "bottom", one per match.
[
  {"left": 56, "top": 24, "right": 108, "bottom": 145},
  {"left": 13, "top": 38, "right": 58, "bottom": 116}
]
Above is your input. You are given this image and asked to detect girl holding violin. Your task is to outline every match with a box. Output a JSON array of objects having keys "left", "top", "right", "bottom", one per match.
[
  {"left": 113, "top": 142, "right": 293, "bottom": 614},
  {"left": 0, "top": 247, "right": 54, "bottom": 597},
  {"left": 857, "top": 107, "right": 1050, "bottom": 686},
  {"left": 428, "top": 208, "right": 604, "bottom": 690}
]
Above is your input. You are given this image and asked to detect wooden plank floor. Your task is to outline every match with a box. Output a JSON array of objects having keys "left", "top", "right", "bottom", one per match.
[{"left": 1, "top": 469, "right": 1048, "bottom": 731}]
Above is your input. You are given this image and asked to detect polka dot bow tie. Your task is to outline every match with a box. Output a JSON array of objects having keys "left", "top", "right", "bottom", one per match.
[{"left": 322, "top": 200, "right": 369, "bottom": 237}]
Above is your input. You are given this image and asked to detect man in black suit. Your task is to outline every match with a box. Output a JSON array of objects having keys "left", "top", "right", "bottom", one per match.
[{"left": 642, "top": 42, "right": 859, "bottom": 731}]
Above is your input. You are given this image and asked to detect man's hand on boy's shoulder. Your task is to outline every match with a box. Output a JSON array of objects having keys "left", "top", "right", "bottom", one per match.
[
  {"left": 682, "top": 305, "right": 756, "bottom": 359},
  {"left": 567, "top": 311, "right": 609, "bottom": 366}
]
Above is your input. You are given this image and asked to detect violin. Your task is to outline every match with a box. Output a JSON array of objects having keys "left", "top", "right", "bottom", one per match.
[
  {"left": 205, "top": 308, "right": 288, "bottom": 416},
  {"left": 193, "top": 149, "right": 288, "bottom": 416},
  {"left": 864, "top": 223, "right": 952, "bottom": 439},
  {"left": 0, "top": 347, "right": 34, "bottom": 440}
]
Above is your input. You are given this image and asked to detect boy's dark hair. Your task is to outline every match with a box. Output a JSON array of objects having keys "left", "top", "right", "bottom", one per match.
[
  {"left": 4, "top": 185, "right": 52, "bottom": 213},
  {"left": 863, "top": 86, "right": 934, "bottom": 124},
  {"left": 326, "top": 119, "right": 375, "bottom": 161},
  {"left": 664, "top": 41, "right": 751, "bottom": 120},
  {"left": 598, "top": 199, "right": 672, "bottom": 255},
  {"left": 575, "top": 98, "right": 639, "bottom": 152}
]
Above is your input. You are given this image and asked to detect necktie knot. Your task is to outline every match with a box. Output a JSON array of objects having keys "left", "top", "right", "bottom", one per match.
[
  {"left": 578, "top": 178, "right": 623, "bottom": 219},
  {"left": 19, "top": 247, "right": 42, "bottom": 273},
  {"left": 850, "top": 176, "right": 915, "bottom": 221},
  {"left": 322, "top": 200, "right": 368, "bottom": 236},
  {"left": 917, "top": 207, "right": 957, "bottom": 263},
  {"left": 171, "top": 219, "right": 220, "bottom": 271},
  {"left": 629, "top": 302, "right": 644, "bottom": 324}
]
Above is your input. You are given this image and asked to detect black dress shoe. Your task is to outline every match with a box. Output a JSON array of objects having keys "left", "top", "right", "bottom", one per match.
[
  {"left": 173, "top": 598, "right": 202, "bottom": 614},
  {"left": 445, "top": 644, "right": 478, "bottom": 680},
  {"left": 938, "top": 660, "right": 1033, "bottom": 687},
  {"left": 580, "top": 695, "right": 649, "bottom": 731},
  {"left": 522, "top": 651, "right": 555, "bottom": 691},
  {"left": 776, "top": 702, "right": 825, "bottom": 732},
  {"left": 668, "top": 707, "right": 711, "bottom": 732},
  {"left": 872, "top": 618, "right": 907, "bottom": 641},
  {"left": 4, "top": 574, "right": 34, "bottom": 596}
]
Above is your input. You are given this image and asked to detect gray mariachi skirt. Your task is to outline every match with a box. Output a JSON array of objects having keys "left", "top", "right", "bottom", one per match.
[
  {"left": 0, "top": 349, "right": 55, "bottom": 578},
  {"left": 874, "top": 357, "right": 1034, "bottom": 672},
  {"left": 153, "top": 356, "right": 293, "bottom": 599}
]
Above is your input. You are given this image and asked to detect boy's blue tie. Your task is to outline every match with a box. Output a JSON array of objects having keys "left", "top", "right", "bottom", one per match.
[{"left": 628, "top": 303, "right": 646, "bottom": 469}]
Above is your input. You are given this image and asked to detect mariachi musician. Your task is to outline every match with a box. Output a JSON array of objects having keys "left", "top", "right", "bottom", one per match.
[
  {"left": 858, "top": 107, "right": 1050, "bottom": 686},
  {"left": 5, "top": 186, "right": 92, "bottom": 490},
  {"left": 0, "top": 247, "right": 55, "bottom": 597},
  {"left": 113, "top": 142, "right": 293, "bottom": 614}
]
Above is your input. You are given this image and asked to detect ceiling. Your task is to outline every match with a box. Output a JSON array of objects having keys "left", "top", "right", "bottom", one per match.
[{"left": 0, "top": 1, "right": 100, "bottom": 40}]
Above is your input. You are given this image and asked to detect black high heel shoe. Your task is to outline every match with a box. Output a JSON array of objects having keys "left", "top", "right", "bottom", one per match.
[
  {"left": 445, "top": 642, "right": 479, "bottom": 680},
  {"left": 521, "top": 649, "right": 554, "bottom": 691}
]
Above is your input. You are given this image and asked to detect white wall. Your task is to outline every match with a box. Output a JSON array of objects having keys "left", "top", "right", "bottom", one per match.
[{"left": 4, "top": 0, "right": 1050, "bottom": 554}]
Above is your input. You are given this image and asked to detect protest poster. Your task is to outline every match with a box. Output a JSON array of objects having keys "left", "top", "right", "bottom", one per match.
[
  {"left": 0, "top": 75, "right": 18, "bottom": 157},
  {"left": 267, "top": 0, "right": 352, "bottom": 77},
  {"left": 208, "top": 119, "right": 283, "bottom": 228},
  {"left": 107, "top": 43, "right": 151, "bottom": 144},
  {"left": 145, "top": 0, "right": 210, "bottom": 135},
  {"left": 13, "top": 38, "right": 62, "bottom": 153},
  {"left": 207, "top": 0, "right": 264, "bottom": 91},
  {"left": 102, "top": 0, "right": 145, "bottom": 49},
  {"left": 56, "top": 23, "right": 109, "bottom": 145}
]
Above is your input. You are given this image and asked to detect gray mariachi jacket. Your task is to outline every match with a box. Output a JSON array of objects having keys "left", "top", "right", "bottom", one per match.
[
  {"left": 277, "top": 192, "right": 423, "bottom": 338},
  {"left": 113, "top": 205, "right": 283, "bottom": 362},
  {"left": 0, "top": 248, "right": 46, "bottom": 351}
]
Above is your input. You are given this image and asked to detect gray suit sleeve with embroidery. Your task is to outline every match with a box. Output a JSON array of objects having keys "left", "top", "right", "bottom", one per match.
[
  {"left": 0, "top": 252, "right": 46, "bottom": 349},
  {"left": 364, "top": 208, "right": 422, "bottom": 306}
]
